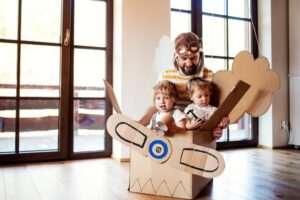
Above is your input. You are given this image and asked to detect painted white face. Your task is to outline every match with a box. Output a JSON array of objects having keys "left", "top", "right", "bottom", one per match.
[
  {"left": 177, "top": 53, "right": 201, "bottom": 76},
  {"left": 190, "top": 88, "right": 211, "bottom": 107},
  {"left": 155, "top": 93, "right": 174, "bottom": 112}
]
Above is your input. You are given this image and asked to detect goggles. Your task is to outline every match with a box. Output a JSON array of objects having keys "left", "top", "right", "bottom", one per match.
[{"left": 175, "top": 41, "right": 202, "bottom": 56}]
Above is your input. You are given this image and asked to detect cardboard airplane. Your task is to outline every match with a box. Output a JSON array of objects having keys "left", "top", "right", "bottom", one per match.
[
  {"left": 104, "top": 50, "right": 280, "bottom": 198},
  {"left": 104, "top": 79, "right": 250, "bottom": 178}
]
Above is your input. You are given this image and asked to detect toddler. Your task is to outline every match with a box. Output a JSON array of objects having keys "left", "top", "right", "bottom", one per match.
[
  {"left": 184, "top": 77, "right": 229, "bottom": 130},
  {"left": 149, "top": 80, "right": 187, "bottom": 135}
]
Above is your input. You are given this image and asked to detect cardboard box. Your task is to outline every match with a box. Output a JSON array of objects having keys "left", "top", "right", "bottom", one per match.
[{"left": 129, "top": 129, "right": 215, "bottom": 199}]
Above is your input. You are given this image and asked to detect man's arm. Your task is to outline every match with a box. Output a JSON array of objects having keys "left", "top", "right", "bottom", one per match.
[{"left": 137, "top": 105, "right": 158, "bottom": 126}]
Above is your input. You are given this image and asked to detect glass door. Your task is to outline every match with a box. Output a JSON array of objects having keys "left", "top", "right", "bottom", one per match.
[
  {"left": 0, "top": 0, "right": 112, "bottom": 162},
  {"left": 72, "top": 0, "right": 112, "bottom": 157}
]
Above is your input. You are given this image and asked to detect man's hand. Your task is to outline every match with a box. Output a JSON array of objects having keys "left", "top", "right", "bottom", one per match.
[
  {"left": 212, "top": 116, "right": 230, "bottom": 140},
  {"left": 218, "top": 116, "right": 230, "bottom": 129},
  {"left": 212, "top": 127, "right": 223, "bottom": 140}
]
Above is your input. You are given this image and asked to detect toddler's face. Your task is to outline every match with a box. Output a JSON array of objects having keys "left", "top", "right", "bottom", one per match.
[
  {"left": 190, "top": 88, "right": 211, "bottom": 107},
  {"left": 155, "top": 93, "right": 174, "bottom": 112}
]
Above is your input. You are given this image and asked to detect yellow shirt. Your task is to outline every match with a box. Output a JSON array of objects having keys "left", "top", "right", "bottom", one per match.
[{"left": 159, "top": 67, "right": 213, "bottom": 110}]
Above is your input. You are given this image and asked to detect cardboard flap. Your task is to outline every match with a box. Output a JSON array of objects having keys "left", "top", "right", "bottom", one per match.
[
  {"left": 103, "top": 80, "right": 122, "bottom": 114},
  {"left": 200, "top": 80, "right": 250, "bottom": 131}
]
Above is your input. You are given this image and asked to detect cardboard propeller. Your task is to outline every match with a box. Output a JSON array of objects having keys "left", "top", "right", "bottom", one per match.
[{"left": 212, "top": 51, "right": 280, "bottom": 123}]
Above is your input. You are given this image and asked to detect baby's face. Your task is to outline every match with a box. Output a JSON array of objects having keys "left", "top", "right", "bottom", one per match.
[
  {"left": 190, "top": 88, "right": 211, "bottom": 107},
  {"left": 155, "top": 93, "right": 174, "bottom": 112}
]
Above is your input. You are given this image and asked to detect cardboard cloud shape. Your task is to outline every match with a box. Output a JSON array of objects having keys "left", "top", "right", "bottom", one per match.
[{"left": 212, "top": 51, "right": 281, "bottom": 123}]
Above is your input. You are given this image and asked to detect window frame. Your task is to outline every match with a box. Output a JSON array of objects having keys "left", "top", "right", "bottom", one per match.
[
  {"left": 0, "top": 0, "right": 113, "bottom": 163},
  {"left": 171, "top": 0, "right": 258, "bottom": 149}
]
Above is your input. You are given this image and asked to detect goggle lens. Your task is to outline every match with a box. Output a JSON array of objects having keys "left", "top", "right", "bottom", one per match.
[{"left": 176, "top": 41, "right": 201, "bottom": 56}]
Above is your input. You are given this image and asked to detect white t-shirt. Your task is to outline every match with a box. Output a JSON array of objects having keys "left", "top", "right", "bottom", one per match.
[
  {"left": 149, "top": 109, "right": 186, "bottom": 130},
  {"left": 184, "top": 103, "right": 217, "bottom": 121}
]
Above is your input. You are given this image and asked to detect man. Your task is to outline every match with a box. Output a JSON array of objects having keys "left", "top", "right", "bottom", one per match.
[{"left": 139, "top": 32, "right": 227, "bottom": 139}]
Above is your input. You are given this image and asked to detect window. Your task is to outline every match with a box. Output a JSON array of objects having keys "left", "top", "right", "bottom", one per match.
[
  {"left": 171, "top": 0, "right": 258, "bottom": 148},
  {"left": 0, "top": 0, "right": 112, "bottom": 163}
]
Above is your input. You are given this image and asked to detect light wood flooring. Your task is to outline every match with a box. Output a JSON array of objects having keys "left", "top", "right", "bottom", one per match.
[{"left": 0, "top": 148, "right": 300, "bottom": 200}]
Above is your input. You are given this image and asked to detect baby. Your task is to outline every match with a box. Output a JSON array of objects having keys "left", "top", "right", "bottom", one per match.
[
  {"left": 149, "top": 80, "right": 186, "bottom": 135},
  {"left": 184, "top": 77, "right": 229, "bottom": 130}
]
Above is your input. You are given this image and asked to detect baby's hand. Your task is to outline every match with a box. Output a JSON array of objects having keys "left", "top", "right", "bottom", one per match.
[
  {"left": 187, "top": 118, "right": 205, "bottom": 130},
  {"left": 218, "top": 116, "right": 230, "bottom": 129}
]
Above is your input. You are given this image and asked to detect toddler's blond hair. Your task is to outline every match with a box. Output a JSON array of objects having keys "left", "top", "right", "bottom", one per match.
[{"left": 152, "top": 80, "right": 178, "bottom": 104}]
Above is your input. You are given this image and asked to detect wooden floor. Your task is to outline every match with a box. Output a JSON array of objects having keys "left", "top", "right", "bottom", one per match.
[{"left": 0, "top": 148, "right": 300, "bottom": 200}]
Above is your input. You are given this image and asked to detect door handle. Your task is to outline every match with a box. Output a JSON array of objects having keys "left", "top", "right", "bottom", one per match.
[{"left": 64, "top": 29, "right": 70, "bottom": 46}]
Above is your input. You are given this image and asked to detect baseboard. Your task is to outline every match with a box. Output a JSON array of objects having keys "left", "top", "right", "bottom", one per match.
[
  {"left": 257, "top": 145, "right": 289, "bottom": 149},
  {"left": 111, "top": 154, "right": 130, "bottom": 162}
]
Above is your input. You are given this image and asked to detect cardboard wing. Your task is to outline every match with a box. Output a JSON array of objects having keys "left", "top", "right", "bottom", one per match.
[{"left": 106, "top": 113, "right": 225, "bottom": 178}]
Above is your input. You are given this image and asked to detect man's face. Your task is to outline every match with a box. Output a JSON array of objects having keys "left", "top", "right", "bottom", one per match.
[{"left": 177, "top": 53, "right": 201, "bottom": 76}]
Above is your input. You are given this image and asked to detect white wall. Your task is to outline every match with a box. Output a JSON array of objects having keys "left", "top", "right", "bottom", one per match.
[
  {"left": 289, "top": 0, "right": 300, "bottom": 75},
  {"left": 258, "top": 0, "right": 289, "bottom": 147},
  {"left": 111, "top": 0, "right": 290, "bottom": 159},
  {"left": 113, "top": 0, "right": 170, "bottom": 159},
  {"left": 289, "top": 0, "right": 300, "bottom": 146}
]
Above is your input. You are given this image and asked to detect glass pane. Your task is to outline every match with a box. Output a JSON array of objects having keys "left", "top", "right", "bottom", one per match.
[
  {"left": 228, "top": 19, "right": 251, "bottom": 57},
  {"left": 217, "top": 128, "right": 228, "bottom": 142},
  {"left": 203, "top": 16, "right": 226, "bottom": 57},
  {"left": 171, "top": 12, "right": 191, "bottom": 41},
  {"left": 205, "top": 58, "right": 227, "bottom": 72},
  {"left": 0, "top": 100, "right": 16, "bottom": 153},
  {"left": 19, "top": 100, "right": 59, "bottom": 152},
  {"left": 202, "top": 0, "right": 226, "bottom": 15},
  {"left": 20, "top": 45, "right": 60, "bottom": 97},
  {"left": 21, "top": 0, "right": 62, "bottom": 43},
  {"left": 74, "top": 49, "right": 105, "bottom": 98},
  {"left": 74, "top": 0, "right": 106, "bottom": 47},
  {"left": 73, "top": 99, "right": 105, "bottom": 152},
  {"left": 229, "top": 114, "right": 252, "bottom": 141},
  {"left": 171, "top": 0, "right": 191, "bottom": 10},
  {"left": 0, "top": 43, "right": 17, "bottom": 96},
  {"left": 228, "top": 0, "right": 251, "bottom": 18},
  {"left": 0, "top": 0, "right": 18, "bottom": 40}
]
